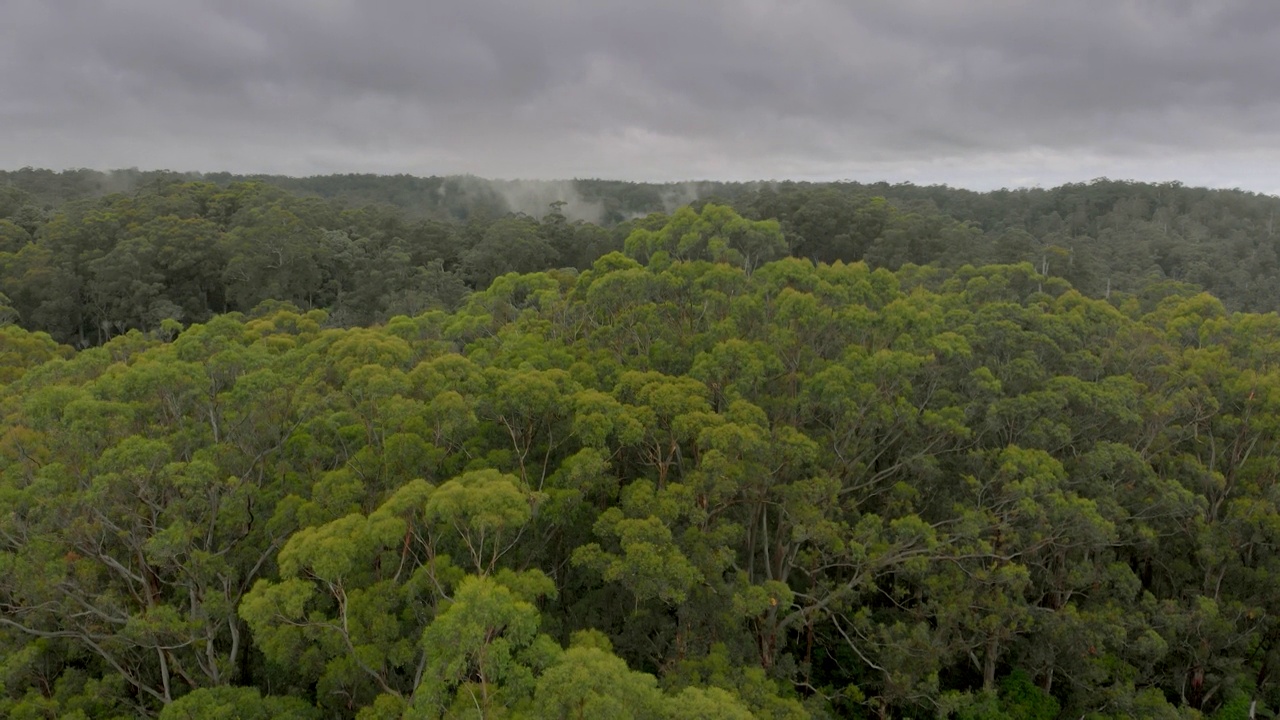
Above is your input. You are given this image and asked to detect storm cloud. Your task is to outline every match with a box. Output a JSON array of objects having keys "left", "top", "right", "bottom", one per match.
[{"left": 2, "top": 0, "right": 1279, "bottom": 191}]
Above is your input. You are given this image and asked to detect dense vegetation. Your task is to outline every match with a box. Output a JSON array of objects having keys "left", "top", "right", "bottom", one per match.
[
  {"left": 4, "top": 170, "right": 1280, "bottom": 347},
  {"left": 3, "top": 171, "right": 1280, "bottom": 717}
]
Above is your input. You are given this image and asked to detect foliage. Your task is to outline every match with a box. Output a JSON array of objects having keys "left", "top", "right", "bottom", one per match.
[{"left": 3, "top": 178, "right": 1280, "bottom": 717}]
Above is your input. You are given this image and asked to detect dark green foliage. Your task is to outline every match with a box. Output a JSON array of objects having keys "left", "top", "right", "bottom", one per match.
[
  {"left": 6, "top": 171, "right": 1280, "bottom": 347},
  {"left": 159, "top": 687, "right": 319, "bottom": 720}
]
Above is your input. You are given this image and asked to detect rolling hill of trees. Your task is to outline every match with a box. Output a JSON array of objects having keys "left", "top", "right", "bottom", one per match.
[{"left": 3, "top": 170, "right": 1280, "bottom": 344}]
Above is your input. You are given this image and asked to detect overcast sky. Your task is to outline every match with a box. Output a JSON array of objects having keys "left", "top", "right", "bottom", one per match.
[{"left": 3, "top": 0, "right": 1279, "bottom": 192}]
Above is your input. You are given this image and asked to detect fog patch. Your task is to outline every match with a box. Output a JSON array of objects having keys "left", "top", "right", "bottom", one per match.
[
  {"left": 660, "top": 182, "right": 704, "bottom": 212},
  {"left": 489, "top": 179, "right": 605, "bottom": 223}
]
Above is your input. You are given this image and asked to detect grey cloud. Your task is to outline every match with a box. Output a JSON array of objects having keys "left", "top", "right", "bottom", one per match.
[{"left": 2, "top": 0, "right": 1280, "bottom": 191}]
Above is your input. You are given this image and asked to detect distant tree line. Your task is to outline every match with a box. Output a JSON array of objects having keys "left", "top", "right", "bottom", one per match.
[
  {"left": 0, "top": 181, "right": 625, "bottom": 345},
  {"left": 3, "top": 170, "right": 1280, "bottom": 348}
]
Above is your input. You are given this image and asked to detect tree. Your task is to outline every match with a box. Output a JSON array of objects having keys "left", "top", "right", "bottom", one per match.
[
  {"left": 533, "top": 633, "right": 666, "bottom": 720},
  {"left": 460, "top": 217, "right": 559, "bottom": 289},
  {"left": 158, "top": 687, "right": 318, "bottom": 720},
  {"left": 624, "top": 204, "right": 785, "bottom": 273},
  {"left": 410, "top": 574, "right": 559, "bottom": 718}
]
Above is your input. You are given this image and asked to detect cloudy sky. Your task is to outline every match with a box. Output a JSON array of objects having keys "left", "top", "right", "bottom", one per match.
[{"left": 3, "top": 0, "right": 1279, "bottom": 192}]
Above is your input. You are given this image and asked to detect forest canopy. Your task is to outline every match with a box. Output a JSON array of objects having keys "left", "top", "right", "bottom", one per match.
[
  {"left": 2, "top": 171, "right": 1280, "bottom": 718},
  {"left": 3, "top": 170, "right": 1280, "bottom": 348}
]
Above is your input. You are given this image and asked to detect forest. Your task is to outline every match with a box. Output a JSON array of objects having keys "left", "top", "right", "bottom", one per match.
[
  {"left": 2, "top": 170, "right": 1280, "bottom": 718},
  {"left": 3, "top": 169, "right": 1280, "bottom": 346}
]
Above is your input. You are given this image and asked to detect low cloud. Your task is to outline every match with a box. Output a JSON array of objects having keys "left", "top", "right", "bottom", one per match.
[{"left": 2, "top": 1, "right": 1279, "bottom": 192}]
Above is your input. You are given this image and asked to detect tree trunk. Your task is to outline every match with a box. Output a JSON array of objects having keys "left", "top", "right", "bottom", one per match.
[{"left": 983, "top": 636, "right": 999, "bottom": 692}]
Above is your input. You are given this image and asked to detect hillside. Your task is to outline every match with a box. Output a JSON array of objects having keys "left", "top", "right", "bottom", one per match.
[{"left": 4, "top": 172, "right": 1280, "bottom": 348}]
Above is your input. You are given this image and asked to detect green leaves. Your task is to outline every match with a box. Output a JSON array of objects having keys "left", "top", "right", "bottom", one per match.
[
  {"left": 624, "top": 204, "right": 786, "bottom": 273},
  {"left": 426, "top": 470, "right": 538, "bottom": 574},
  {"left": 160, "top": 687, "right": 319, "bottom": 719},
  {"left": 412, "top": 574, "right": 557, "bottom": 718},
  {"left": 11, "top": 211, "right": 1280, "bottom": 719},
  {"left": 533, "top": 644, "right": 666, "bottom": 720},
  {"left": 574, "top": 507, "right": 703, "bottom": 607}
]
